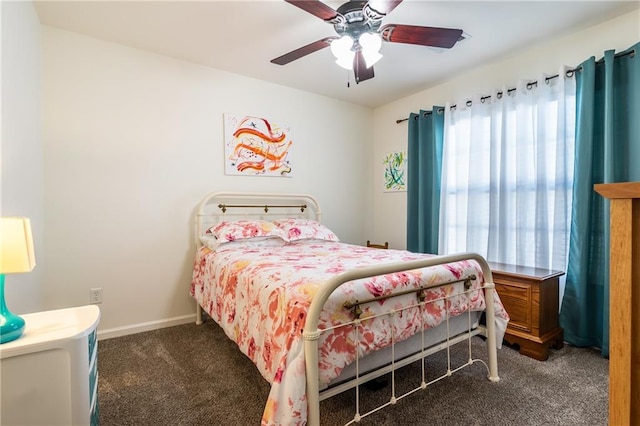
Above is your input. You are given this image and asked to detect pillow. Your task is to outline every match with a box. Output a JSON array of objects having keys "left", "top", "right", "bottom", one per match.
[
  {"left": 199, "top": 234, "right": 286, "bottom": 251},
  {"left": 272, "top": 218, "right": 340, "bottom": 242},
  {"left": 206, "top": 220, "right": 288, "bottom": 245}
]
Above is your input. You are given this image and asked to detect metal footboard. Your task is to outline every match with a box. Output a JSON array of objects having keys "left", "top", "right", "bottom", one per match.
[{"left": 303, "top": 252, "right": 499, "bottom": 425}]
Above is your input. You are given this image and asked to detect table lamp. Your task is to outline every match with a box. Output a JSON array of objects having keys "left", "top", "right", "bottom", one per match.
[{"left": 0, "top": 217, "right": 36, "bottom": 344}]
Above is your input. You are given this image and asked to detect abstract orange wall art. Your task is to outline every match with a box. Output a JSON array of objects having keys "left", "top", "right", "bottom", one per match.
[{"left": 224, "top": 113, "right": 293, "bottom": 176}]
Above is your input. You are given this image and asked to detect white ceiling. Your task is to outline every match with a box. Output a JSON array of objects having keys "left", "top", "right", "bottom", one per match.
[{"left": 34, "top": 0, "right": 639, "bottom": 108}]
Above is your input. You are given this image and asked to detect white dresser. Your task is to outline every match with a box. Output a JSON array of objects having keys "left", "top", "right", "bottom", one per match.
[{"left": 0, "top": 305, "right": 101, "bottom": 425}]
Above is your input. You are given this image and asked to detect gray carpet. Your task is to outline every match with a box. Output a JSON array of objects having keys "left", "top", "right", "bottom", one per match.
[{"left": 98, "top": 321, "right": 608, "bottom": 425}]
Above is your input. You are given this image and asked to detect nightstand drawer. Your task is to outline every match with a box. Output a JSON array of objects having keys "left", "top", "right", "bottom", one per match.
[
  {"left": 495, "top": 283, "right": 531, "bottom": 331},
  {"left": 494, "top": 281, "right": 530, "bottom": 300}
]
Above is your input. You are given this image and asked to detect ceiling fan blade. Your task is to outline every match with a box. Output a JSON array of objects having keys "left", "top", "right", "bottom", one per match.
[
  {"left": 271, "top": 37, "right": 335, "bottom": 65},
  {"left": 380, "top": 24, "right": 463, "bottom": 48},
  {"left": 353, "top": 50, "right": 375, "bottom": 84},
  {"left": 366, "top": 0, "right": 403, "bottom": 16},
  {"left": 285, "top": 0, "right": 340, "bottom": 21}
]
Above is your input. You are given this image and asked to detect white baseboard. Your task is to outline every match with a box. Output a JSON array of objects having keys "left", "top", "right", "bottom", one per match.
[{"left": 97, "top": 313, "right": 197, "bottom": 340}]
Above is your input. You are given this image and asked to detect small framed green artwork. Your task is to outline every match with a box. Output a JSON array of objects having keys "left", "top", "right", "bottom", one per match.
[{"left": 383, "top": 151, "right": 407, "bottom": 192}]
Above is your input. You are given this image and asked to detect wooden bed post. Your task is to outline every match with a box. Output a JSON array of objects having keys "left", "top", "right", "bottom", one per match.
[{"left": 594, "top": 181, "right": 640, "bottom": 426}]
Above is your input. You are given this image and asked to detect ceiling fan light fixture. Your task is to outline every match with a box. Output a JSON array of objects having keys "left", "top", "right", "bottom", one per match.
[
  {"left": 359, "top": 32, "right": 383, "bottom": 68},
  {"left": 274, "top": 0, "right": 466, "bottom": 85},
  {"left": 330, "top": 35, "right": 355, "bottom": 70},
  {"left": 362, "top": 50, "right": 382, "bottom": 68},
  {"left": 335, "top": 54, "right": 355, "bottom": 70},
  {"left": 359, "top": 31, "right": 382, "bottom": 51}
]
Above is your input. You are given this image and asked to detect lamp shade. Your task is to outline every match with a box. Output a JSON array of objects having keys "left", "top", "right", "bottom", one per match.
[
  {"left": 330, "top": 35, "right": 355, "bottom": 70},
  {"left": 359, "top": 32, "right": 383, "bottom": 68},
  {"left": 0, "top": 217, "right": 36, "bottom": 274}
]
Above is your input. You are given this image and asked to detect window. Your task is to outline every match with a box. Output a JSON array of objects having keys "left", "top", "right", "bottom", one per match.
[{"left": 439, "top": 74, "right": 576, "bottom": 272}]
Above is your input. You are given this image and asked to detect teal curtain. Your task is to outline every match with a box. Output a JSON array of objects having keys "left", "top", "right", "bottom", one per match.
[
  {"left": 560, "top": 42, "right": 640, "bottom": 357},
  {"left": 406, "top": 107, "right": 445, "bottom": 253}
]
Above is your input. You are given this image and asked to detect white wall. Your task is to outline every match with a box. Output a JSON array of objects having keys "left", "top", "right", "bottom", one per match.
[
  {"left": 34, "top": 6, "right": 640, "bottom": 336},
  {"left": 372, "top": 9, "right": 640, "bottom": 250},
  {"left": 41, "top": 27, "right": 374, "bottom": 334},
  {"left": 1, "top": 1, "right": 44, "bottom": 314}
]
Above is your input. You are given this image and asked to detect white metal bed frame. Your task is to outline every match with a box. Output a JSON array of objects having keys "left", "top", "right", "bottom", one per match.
[{"left": 193, "top": 191, "right": 500, "bottom": 425}]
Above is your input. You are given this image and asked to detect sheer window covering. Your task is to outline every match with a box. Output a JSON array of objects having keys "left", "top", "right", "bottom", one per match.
[{"left": 439, "top": 68, "right": 576, "bottom": 283}]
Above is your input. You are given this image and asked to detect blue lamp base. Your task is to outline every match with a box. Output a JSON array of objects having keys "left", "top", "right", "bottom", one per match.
[
  {"left": 0, "top": 313, "right": 25, "bottom": 344},
  {"left": 0, "top": 274, "right": 25, "bottom": 344}
]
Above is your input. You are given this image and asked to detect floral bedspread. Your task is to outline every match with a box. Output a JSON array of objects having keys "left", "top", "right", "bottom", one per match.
[{"left": 190, "top": 240, "right": 509, "bottom": 425}]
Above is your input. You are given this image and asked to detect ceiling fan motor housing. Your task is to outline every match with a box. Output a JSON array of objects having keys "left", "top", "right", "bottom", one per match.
[{"left": 331, "top": 1, "right": 382, "bottom": 41}]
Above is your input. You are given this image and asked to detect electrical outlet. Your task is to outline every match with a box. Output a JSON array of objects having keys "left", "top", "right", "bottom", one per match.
[{"left": 90, "top": 288, "right": 103, "bottom": 304}]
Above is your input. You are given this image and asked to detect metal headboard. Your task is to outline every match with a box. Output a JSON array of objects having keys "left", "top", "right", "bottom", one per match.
[{"left": 194, "top": 191, "right": 322, "bottom": 246}]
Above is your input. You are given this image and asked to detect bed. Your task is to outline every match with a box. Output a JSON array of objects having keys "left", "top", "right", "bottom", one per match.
[{"left": 190, "top": 192, "right": 509, "bottom": 425}]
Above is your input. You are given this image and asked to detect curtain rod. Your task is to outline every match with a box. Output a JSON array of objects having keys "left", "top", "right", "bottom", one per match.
[
  {"left": 395, "top": 68, "right": 576, "bottom": 124},
  {"left": 395, "top": 48, "right": 636, "bottom": 124}
]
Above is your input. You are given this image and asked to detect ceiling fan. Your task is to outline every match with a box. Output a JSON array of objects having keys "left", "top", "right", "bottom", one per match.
[{"left": 271, "top": 0, "right": 464, "bottom": 84}]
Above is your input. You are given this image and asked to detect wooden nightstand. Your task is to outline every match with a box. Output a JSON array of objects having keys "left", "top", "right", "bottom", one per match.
[
  {"left": 489, "top": 262, "right": 564, "bottom": 361},
  {"left": 366, "top": 240, "right": 388, "bottom": 249}
]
